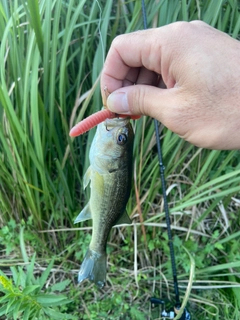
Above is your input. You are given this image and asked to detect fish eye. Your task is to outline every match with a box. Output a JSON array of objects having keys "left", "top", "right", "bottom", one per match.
[{"left": 117, "top": 133, "right": 127, "bottom": 145}]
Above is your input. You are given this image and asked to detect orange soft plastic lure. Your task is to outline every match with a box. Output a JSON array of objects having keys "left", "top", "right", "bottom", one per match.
[{"left": 69, "top": 109, "right": 141, "bottom": 137}]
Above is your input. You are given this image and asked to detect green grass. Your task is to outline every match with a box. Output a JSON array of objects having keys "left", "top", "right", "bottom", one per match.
[{"left": 0, "top": 0, "right": 240, "bottom": 319}]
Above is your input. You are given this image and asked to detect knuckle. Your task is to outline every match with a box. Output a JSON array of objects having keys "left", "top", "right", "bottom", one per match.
[
  {"left": 170, "top": 20, "right": 206, "bottom": 40},
  {"left": 111, "top": 34, "right": 125, "bottom": 47},
  {"left": 111, "top": 35, "right": 121, "bottom": 50},
  {"left": 170, "top": 21, "right": 190, "bottom": 34},
  {"left": 137, "top": 86, "right": 148, "bottom": 115},
  {"left": 128, "top": 86, "right": 148, "bottom": 116},
  {"left": 190, "top": 20, "right": 206, "bottom": 27}
]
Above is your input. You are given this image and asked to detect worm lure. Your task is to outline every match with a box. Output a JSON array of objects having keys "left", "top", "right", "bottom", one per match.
[{"left": 69, "top": 108, "right": 140, "bottom": 137}]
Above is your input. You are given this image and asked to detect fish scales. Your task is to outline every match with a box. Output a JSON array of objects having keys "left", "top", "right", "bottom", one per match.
[
  {"left": 90, "top": 171, "right": 130, "bottom": 252},
  {"left": 74, "top": 117, "right": 134, "bottom": 288}
]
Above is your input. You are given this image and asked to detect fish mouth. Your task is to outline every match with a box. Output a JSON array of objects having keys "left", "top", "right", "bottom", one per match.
[{"left": 104, "top": 117, "right": 130, "bottom": 129}]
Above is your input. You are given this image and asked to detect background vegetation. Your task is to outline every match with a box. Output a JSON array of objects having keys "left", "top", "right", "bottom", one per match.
[{"left": 0, "top": 0, "right": 240, "bottom": 319}]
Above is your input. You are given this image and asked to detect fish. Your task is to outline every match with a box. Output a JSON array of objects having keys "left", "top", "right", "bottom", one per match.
[{"left": 74, "top": 117, "right": 134, "bottom": 288}]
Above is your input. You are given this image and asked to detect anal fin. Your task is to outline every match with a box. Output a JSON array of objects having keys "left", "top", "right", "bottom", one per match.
[{"left": 114, "top": 211, "right": 132, "bottom": 226}]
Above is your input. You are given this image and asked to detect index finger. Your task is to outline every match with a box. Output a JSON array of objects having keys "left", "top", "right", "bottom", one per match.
[{"left": 100, "top": 28, "right": 164, "bottom": 105}]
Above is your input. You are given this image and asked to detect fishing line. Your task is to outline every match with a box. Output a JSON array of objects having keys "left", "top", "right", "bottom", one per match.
[{"left": 141, "top": 1, "right": 191, "bottom": 319}]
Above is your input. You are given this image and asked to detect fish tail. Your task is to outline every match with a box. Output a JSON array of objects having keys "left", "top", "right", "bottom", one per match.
[{"left": 78, "top": 248, "right": 106, "bottom": 288}]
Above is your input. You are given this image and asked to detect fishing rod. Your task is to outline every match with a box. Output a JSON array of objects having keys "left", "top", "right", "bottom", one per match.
[{"left": 141, "top": 1, "right": 191, "bottom": 319}]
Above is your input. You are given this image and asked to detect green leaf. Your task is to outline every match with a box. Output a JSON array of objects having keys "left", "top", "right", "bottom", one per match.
[
  {"left": 25, "top": 253, "right": 37, "bottom": 286},
  {"left": 36, "top": 294, "right": 70, "bottom": 307},
  {"left": 130, "top": 306, "right": 146, "bottom": 320},
  {"left": 214, "top": 243, "right": 224, "bottom": 250},
  {"left": 50, "top": 279, "right": 71, "bottom": 292},
  {"left": 0, "top": 304, "right": 7, "bottom": 316},
  {"left": 19, "top": 226, "right": 29, "bottom": 264},
  {"left": 22, "top": 305, "right": 34, "bottom": 320},
  {"left": 12, "top": 299, "right": 24, "bottom": 320},
  {"left": 22, "top": 284, "right": 40, "bottom": 295},
  {"left": 25, "top": 0, "right": 44, "bottom": 56},
  {"left": 10, "top": 267, "right": 19, "bottom": 287},
  {"left": 44, "top": 307, "right": 78, "bottom": 319},
  {"left": 38, "top": 258, "right": 54, "bottom": 290},
  {"left": 0, "top": 293, "right": 14, "bottom": 304}
]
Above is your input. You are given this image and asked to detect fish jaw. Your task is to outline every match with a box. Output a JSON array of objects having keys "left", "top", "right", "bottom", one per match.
[{"left": 78, "top": 248, "right": 106, "bottom": 288}]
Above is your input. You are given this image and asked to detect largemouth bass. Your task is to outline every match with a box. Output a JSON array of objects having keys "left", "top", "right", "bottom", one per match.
[{"left": 74, "top": 117, "right": 134, "bottom": 288}]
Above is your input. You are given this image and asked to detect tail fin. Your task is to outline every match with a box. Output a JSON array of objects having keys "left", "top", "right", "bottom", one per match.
[{"left": 78, "top": 248, "right": 106, "bottom": 288}]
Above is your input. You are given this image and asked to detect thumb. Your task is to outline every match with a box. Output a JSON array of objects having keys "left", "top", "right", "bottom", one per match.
[{"left": 107, "top": 84, "right": 178, "bottom": 122}]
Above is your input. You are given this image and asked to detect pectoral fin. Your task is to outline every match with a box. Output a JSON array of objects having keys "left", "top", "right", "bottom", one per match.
[
  {"left": 83, "top": 166, "right": 92, "bottom": 189},
  {"left": 114, "top": 211, "right": 132, "bottom": 226},
  {"left": 74, "top": 202, "right": 92, "bottom": 224}
]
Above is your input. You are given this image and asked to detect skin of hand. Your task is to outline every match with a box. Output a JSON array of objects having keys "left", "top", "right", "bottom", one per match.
[{"left": 100, "top": 21, "right": 240, "bottom": 150}]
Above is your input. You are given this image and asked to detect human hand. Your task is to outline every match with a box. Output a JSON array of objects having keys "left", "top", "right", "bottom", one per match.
[{"left": 100, "top": 21, "right": 240, "bottom": 150}]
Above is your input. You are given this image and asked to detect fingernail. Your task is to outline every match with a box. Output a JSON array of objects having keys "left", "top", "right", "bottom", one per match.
[{"left": 107, "top": 91, "right": 129, "bottom": 113}]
